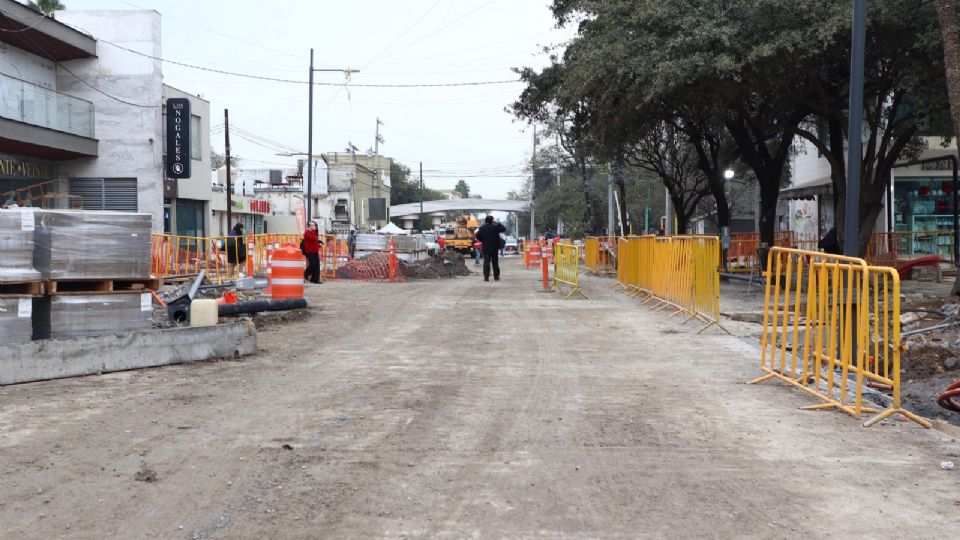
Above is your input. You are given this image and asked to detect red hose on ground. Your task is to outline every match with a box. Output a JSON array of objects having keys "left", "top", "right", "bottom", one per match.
[{"left": 937, "top": 379, "right": 960, "bottom": 413}]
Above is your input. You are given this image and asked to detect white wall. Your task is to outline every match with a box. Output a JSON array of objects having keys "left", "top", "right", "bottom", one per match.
[
  {"left": 789, "top": 139, "right": 833, "bottom": 189},
  {"left": 54, "top": 10, "right": 164, "bottom": 231},
  {"left": 0, "top": 42, "right": 56, "bottom": 89}
]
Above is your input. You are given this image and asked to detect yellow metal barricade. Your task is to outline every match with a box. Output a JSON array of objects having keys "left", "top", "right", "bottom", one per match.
[
  {"left": 584, "top": 237, "right": 599, "bottom": 273},
  {"left": 632, "top": 235, "right": 724, "bottom": 333},
  {"left": 584, "top": 236, "right": 618, "bottom": 275},
  {"left": 551, "top": 242, "right": 587, "bottom": 299},
  {"left": 615, "top": 237, "right": 640, "bottom": 294},
  {"left": 750, "top": 246, "right": 930, "bottom": 428}
]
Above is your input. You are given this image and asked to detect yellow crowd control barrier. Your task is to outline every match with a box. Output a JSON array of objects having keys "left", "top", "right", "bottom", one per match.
[
  {"left": 615, "top": 235, "right": 725, "bottom": 333},
  {"left": 551, "top": 242, "right": 587, "bottom": 299},
  {"left": 584, "top": 236, "right": 618, "bottom": 275},
  {"left": 615, "top": 237, "right": 640, "bottom": 295},
  {"left": 750, "top": 246, "right": 930, "bottom": 428}
]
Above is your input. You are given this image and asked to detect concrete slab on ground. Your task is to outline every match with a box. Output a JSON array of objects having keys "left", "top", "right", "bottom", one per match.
[{"left": 0, "top": 321, "right": 257, "bottom": 385}]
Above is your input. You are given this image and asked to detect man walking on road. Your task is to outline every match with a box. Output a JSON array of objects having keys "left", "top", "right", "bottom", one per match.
[{"left": 475, "top": 215, "right": 506, "bottom": 281}]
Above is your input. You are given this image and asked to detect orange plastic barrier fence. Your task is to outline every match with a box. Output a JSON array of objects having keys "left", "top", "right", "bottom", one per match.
[
  {"left": 866, "top": 230, "right": 954, "bottom": 266},
  {"left": 151, "top": 233, "right": 299, "bottom": 284}
]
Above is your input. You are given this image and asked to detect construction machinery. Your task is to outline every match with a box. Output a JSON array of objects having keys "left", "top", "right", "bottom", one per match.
[{"left": 444, "top": 215, "right": 479, "bottom": 255}]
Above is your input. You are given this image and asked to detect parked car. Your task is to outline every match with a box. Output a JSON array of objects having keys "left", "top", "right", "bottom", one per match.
[
  {"left": 422, "top": 232, "right": 439, "bottom": 256},
  {"left": 503, "top": 235, "right": 518, "bottom": 255}
]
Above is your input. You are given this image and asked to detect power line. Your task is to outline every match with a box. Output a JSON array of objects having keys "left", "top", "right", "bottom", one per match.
[
  {"left": 0, "top": 7, "right": 49, "bottom": 32},
  {"left": 364, "top": 0, "right": 498, "bottom": 68},
  {"left": 0, "top": 8, "right": 159, "bottom": 108},
  {"left": 95, "top": 34, "right": 521, "bottom": 88},
  {"left": 362, "top": 0, "right": 444, "bottom": 68},
  {"left": 108, "top": 0, "right": 312, "bottom": 64}
]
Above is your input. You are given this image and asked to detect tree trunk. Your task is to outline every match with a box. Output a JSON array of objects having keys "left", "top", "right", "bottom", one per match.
[
  {"left": 579, "top": 159, "right": 596, "bottom": 236},
  {"left": 617, "top": 180, "right": 629, "bottom": 234},
  {"left": 933, "top": 0, "right": 960, "bottom": 295},
  {"left": 709, "top": 173, "right": 731, "bottom": 230}
]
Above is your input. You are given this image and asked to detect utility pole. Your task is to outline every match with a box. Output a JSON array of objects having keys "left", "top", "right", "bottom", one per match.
[
  {"left": 347, "top": 142, "right": 358, "bottom": 230},
  {"left": 607, "top": 162, "right": 615, "bottom": 236},
  {"left": 844, "top": 0, "right": 866, "bottom": 257},
  {"left": 306, "top": 48, "right": 358, "bottom": 223},
  {"left": 374, "top": 118, "right": 384, "bottom": 198},
  {"left": 529, "top": 125, "right": 536, "bottom": 240},
  {"left": 225, "top": 108, "right": 232, "bottom": 231},
  {"left": 419, "top": 161, "right": 424, "bottom": 231}
]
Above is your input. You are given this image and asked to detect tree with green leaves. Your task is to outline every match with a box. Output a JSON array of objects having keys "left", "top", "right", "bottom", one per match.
[
  {"left": 453, "top": 179, "right": 471, "bottom": 199},
  {"left": 26, "top": 0, "right": 64, "bottom": 15},
  {"left": 210, "top": 150, "right": 241, "bottom": 171},
  {"left": 519, "top": 0, "right": 949, "bottom": 256},
  {"left": 790, "top": 0, "right": 949, "bottom": 254}
]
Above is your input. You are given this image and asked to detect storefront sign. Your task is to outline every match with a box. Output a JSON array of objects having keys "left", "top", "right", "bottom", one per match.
[
  {"left": 249, "top": 199, "right": 270, "bottom": 213},
  {"left": 921, "top": 160, "right": 954, "bottom": 171},
  {"left": 0, "top": 152, "right": 55, "bottom": 181},
  {"left": 165, "top": 98, "right": 191, "bottom": 179}
]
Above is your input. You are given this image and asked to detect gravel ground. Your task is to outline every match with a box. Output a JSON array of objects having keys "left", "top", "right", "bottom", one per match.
[{"left": 0, "top": 263, "right": 958, "bottom": 537}]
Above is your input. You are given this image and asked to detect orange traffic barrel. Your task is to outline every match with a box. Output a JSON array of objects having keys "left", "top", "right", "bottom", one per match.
[{"left": 271, "top": 243, "right": 304, "bottom": 299}]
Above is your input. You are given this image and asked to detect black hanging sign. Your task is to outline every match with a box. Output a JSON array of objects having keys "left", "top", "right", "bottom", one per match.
[{"left": 166, "top": 98, "right": 191, "bottom": 178}]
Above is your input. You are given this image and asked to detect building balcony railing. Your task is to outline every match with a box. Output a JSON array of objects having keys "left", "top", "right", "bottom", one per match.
[{"left": 0, "top": 72, "right": 95, "bottom": 138}]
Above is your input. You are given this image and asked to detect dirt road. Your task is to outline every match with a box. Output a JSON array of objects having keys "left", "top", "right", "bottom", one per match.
[{"left": 1, "top": 262, "right": 959, "bottom": 538}]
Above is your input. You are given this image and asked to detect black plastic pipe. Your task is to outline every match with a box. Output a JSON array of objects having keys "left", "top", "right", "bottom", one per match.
[{"left": 218, "top": 298, "right": 308, "bottom": 316}]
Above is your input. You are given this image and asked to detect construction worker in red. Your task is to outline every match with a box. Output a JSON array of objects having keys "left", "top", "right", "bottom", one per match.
[
  {"left": 302, "top": 221, "right": 323, "bottom": 283},
  {"left": 473, "top": 237, "right": 482, "bottom": 265}
]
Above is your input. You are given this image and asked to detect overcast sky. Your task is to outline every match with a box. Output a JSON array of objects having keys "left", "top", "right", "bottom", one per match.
[{"left": 57, "top": 0, "right": 572, "bottom": 199}]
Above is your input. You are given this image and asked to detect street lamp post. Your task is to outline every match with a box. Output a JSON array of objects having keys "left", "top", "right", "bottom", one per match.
[
  {"left": 306, "top": 49, "right": 358, "bottom": 222},
  {"left": 845, "top": 0, "right": 866, "bottom": 257}
]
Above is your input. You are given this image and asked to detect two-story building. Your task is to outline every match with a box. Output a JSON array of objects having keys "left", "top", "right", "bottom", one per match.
[
  {"left": 322, "top": 152, "right": 392, "bottom": 233},
  {"left": 0, "top": 1, "right": 211, "bottom": 236}
]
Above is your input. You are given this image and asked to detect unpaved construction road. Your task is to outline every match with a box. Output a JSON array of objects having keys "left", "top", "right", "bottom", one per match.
[{"left": 2, "top": 261, "right": 959, "bottom": 538}]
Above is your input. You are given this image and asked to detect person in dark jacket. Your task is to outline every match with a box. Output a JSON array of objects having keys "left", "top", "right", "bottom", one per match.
[
  {"left": 818, "top": 227, "right": 841, "bottom": 255},
  {"left": 226, "top": 223, "right": 247, "bottom": 277},
  {"left": 475, "top": 215, "right": 507, "bottom": 281},
  {"left": 302, "top": 221, "right": 323, "bottom": 283}
]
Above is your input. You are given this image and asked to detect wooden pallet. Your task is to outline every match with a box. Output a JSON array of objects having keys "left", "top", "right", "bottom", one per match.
[
  {"left": 0, "top": 280, "right": 43, "bottom": 296},
  {"left": 45, "top": 277, "right": 161, "bottom": 295}
]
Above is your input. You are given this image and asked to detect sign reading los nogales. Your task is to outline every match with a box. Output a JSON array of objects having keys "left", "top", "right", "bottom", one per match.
[{"left": 166, "top": 98, "right": 191, "bottom": 179}]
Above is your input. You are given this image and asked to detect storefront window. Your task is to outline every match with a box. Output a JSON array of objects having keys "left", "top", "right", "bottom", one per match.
[
  {"left": 894, "top": 177, "right": 955, "bottom": 233},
  {"left": 175, "top": 199, "right": 205, "bottom": 238},
  {"left": 893, "top": 176, "right": 955, "bottom": 258}
]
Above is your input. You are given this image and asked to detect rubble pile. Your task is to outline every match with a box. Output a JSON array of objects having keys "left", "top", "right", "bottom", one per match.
[{"left": 400, "top": 251, "right": 472, "bottom": 279}]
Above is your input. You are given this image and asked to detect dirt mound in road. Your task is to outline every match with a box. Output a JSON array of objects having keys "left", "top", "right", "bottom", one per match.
[
  {"left": 902, "top": 345, "right": 960, "bottom": 381},
  {"left": 400, "top": 252, "right": 472, "bottom": 279}
]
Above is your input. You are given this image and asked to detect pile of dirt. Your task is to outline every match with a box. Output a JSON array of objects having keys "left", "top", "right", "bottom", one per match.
[
  {"left": 248, "top": 308, "right": 312, "bottom": 329},
  {"left": 898, "top": 297, "right": 960, "bottom": 424},
  {"left": 400, "top": 252, "right": 472, "bottom": 279},
  {"left": 902, "top": 345, "right": 960, "bottom": 380}
]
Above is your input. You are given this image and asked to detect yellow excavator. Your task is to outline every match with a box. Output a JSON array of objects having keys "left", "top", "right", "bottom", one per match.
[{"left": 444, "top": 215, "right": 479, "bottom": 254}]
